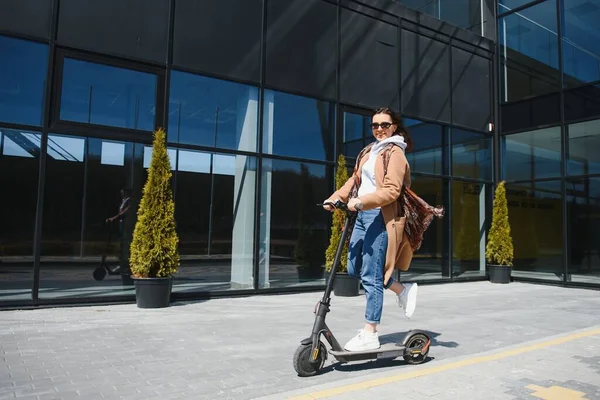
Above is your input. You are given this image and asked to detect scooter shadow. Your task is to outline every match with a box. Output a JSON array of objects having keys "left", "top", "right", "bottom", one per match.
[{"left": 327, "top": 330, "right": 457, "bottom": 373}]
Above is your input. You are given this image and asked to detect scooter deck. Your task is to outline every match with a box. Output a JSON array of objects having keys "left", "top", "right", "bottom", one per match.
[{"left": 329, "top": 342, "right": 405, "bottom": 362}]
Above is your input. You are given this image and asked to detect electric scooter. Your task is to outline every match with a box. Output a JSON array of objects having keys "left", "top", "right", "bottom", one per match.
[{"left": 292, "top": 200, "right": 431, "bottom": 377}]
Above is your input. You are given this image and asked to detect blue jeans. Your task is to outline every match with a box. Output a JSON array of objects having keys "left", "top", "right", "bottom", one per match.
[{"left": 347, "top": 209, "right": 395, "bottom": 324}]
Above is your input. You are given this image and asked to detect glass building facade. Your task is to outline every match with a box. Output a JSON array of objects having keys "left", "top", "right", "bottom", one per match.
[
  {"left": 498, "top": 0, "right": 600, "bottom": 286},
  {"left": 4, "top": 0, "right": 594, "bottom": 308}
]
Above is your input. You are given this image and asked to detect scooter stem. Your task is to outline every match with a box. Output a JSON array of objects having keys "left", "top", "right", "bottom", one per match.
[{"left": 322, "top": 210, "right": 354, "bottom": 303}]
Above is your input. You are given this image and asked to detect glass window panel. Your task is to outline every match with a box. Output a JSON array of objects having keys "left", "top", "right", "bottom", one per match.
[
  {"left": 259, "top": 160, "right": 332, "bottom": 288},
  {"left": 567, "top": 119, "right": 600, "bottom": 176},
  {"left": 38, "top": 135, "right": 257, "bottom": 298},
  {"left": 40, "top": 135, "right": 148, "bottom": 299},
  {"left": 562, "top": 0, "right": 600, "bottom": 87},
  {"left": 405, "top": 118, "right": 447, "bottom": 176},
  {"left": 0, "top": 36, "right": 48, "bottom": 126},
  {"left": 60, "top": 58, "right": 157, "bottom": 131},
  {"left": 143, "top": 146, "right": 177, "bottom": 170},
  {"left": 168, "top": 71, "right": 259, "bottom": 152},
  {"left": 172, "top": 149, "right": 257, "bottom": 291},
  {"left": 399, "top": 177, "right": 450, "bottom": 280},
  {"left": 564, "top": 83, "right": 600, "bottom": 123},
  {"left": 342, "top": 112, "right": 369, "bottom": 159},
  {"left": 452, "top": 129, "right": 492, "bottom": 180},
  {"left": 499, "top": 0, "right": 560, "bottom": 102},
  {"left": 502, "top": 127, "right": 561, "bottom": 181},
  {"left": 452, "top": 181, "right": 489, "bottom": 277},
  {"left": 567, "top": 177, "right": 600, "bottom": 285},
  {"left": 498, "top": 0, "right": 542, "bottom": 14},
  {"left": 0, "top": 129, "right": 40, "bottom": 302},
  {"left": 263, "top": 90, "right": 334, "bottom": 161},
  {"left": 396, "top": 0, "right": 483, "bottom": 34},
  {"left": 506, "top": 181, "right": 563, "bottom": 279},
  {"left": 100, "top": 141, "right": 125, "bottom": 167}
]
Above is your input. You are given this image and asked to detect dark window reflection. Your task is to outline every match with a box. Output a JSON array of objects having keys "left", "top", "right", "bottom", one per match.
[
  {"left": 567, "top": 177, "right": 600, "bottom": 284},
  {"left": 564, "top": 83, "right": 600, "bottom": 123},
  {"left": 499, "top": 0, "right": 560, "bottom": 102},
  {"left": 0, "top": 129, "right": 40, "bottom": 301},
  {"left": 566, "top": 119, "right": 600, "bottom": 176},
  {"left": 263, "top": 90, "right": 334, "bottom": 161},
  {"left": 40, "top": 134, "right": 147, "bottom": 297},
  {"left": 562, "top": 1, "right": 600, "bottom": 87},
  {"left": 452, "top": 181, "right": 488, "bottom": 277},
  {"left": 452, "top": 129, "right": 492, "bottom": 180},
  {"left": 502, "top": 127, "right": 561, "bottom": 181},
  {"left": 399, "top": 177, "right": 450, "bottom": 280},
  {"left": 395, "top": 0, "right": 483, "bottom": 34},
  {"left": 0, "top": 36, "right": 48, "bottom": 126},
  {"left": 342, "top": 112, "right": 369, "bottom": 159},
  {"left": 259, "top": 160, "right": 331, "bottom": 288},
  {"left": 506, "top": 181, "right": 563, "bottom": 279},
  {"left": 168, "top": 71, "right": 259, "bottom": 152},
  {"left": 60, "top": 58, "right": 157, "bottom": 131},
  {"left": 405, "top": 118, "right": 447, "bottom": 176}
]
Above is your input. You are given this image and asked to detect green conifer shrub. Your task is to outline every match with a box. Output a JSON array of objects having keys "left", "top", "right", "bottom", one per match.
[
  {"left": 129, "top": 128, "right": 180, "bottom": 278},
  {"left": 325, "top": 154, "right": 350, "bottom": 273},
  {"left": 485, "top": 181, "right": 514, "bottom": 266}
]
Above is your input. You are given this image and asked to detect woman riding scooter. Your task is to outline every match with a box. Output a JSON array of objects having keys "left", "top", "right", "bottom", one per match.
[{"left": 323, "top": 107, "right": 418, "bottom": 352}]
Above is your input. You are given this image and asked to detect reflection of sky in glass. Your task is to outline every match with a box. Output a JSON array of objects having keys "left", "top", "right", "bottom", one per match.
[
  {"left": 0, "top": 36, "right": 48, "bottom": 126},
  {"left": 265, "top": 90, "right": 332, "bottom": 161},
  {"left": 47, "top": 135, "right": 85, "bottom": 162},
  {"left": 142, "top": 147, "right": 236, "bottom": 176},
  {"left": 101, "top": 142, "right": 125, "bottom": 166},
  {"left": 167, "top": 71, "right": 258, "bottom": 151},
  {"left": 2, "top": 131, "right": 38, "bottom": 158},
  {"left": 60, "top": 58, "right": 156, "bottom": 131}
]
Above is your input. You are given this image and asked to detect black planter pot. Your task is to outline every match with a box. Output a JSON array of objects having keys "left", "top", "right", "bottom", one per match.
[
  {"left": 488, "top": 264, "right": 511, "bottom": 284},
  {"left": 133, "top": 277, "right": 173, "bottom": 308},
  {"left": 333, "top": 273, "right": 360, "bottom": 297}
]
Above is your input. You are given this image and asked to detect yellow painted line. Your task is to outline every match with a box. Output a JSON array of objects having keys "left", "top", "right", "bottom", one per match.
[{"left": 289, "top": 328, "right": 600, "bottom": 400}]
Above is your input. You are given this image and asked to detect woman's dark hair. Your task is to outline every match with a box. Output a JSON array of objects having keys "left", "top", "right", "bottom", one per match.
[{"left": 372, "top": 107, "right": 413, "bottom": 152}]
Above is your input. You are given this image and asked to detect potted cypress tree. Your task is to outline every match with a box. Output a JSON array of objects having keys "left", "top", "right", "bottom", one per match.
[
  {"left": 325, "top": 154, "right": 359, "bottom": 297},
  {"left": 129, "top": 128, "right": 180, "bottom": 308},
  {"left": 485, "top": 181, "right": 514, "bottom": 284}
]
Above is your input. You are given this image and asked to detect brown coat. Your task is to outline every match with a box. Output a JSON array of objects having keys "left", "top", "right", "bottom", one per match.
[{"left": 330, "top": 145, "right": 413, "bottom": 286}]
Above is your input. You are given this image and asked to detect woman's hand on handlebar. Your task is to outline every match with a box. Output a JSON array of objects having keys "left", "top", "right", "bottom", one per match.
[{"left": 322, "top": 199, "right": 339, "bottom": 212}]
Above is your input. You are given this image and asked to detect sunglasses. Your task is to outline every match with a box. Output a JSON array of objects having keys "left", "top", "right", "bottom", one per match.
[{"left": 371, "top": 122, "right": 393, "bottom": 130}]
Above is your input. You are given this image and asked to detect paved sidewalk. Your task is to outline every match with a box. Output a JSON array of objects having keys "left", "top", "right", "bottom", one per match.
[{"left": 1, "top": 281, "right": 600, "bottom": 399}]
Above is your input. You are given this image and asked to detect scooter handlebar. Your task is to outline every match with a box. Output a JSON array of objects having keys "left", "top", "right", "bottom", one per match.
[{"left": 317, "top": 200, "right": 350, "bottom": 211}]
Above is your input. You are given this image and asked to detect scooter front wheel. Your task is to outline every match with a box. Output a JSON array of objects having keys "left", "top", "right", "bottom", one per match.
[{"left": 293, "top": 341, "right": 327, "bottom": 377}]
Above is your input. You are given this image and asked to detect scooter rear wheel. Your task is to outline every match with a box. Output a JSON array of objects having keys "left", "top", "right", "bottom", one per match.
[
  {"left": 293, "top": 341, "right": 327, "bottom": 377},
  {"left": 402, "top": 333, "right": 430, "bottom": 365}
]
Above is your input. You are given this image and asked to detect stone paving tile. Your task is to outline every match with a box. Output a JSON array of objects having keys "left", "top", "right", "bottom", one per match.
[{"left": 1, "top": 282, "right": 600, "bottom": 399}]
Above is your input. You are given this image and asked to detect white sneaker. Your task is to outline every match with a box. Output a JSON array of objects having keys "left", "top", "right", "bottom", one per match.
[
  {"left": 344, "top": 329, "right": 380, "bottom": 352},
  {"left": 397, "top": 282, "right": 418, "bottom": 319}
]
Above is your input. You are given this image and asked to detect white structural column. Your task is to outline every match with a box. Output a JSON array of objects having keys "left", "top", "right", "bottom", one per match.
[
  {"left": 230, "top": 87, "right": 260, "bottom": 289},
  {"left": 258, "top": 90, "right": 275, "bottom": 289}
]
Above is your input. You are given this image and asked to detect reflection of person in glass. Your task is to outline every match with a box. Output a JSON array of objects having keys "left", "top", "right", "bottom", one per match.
[
  {"left": 323, "top": 108, "right": 418, "bottom": 352},
  {"left": 106, "top": 188, "right": 131, "bottom": 272}
]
